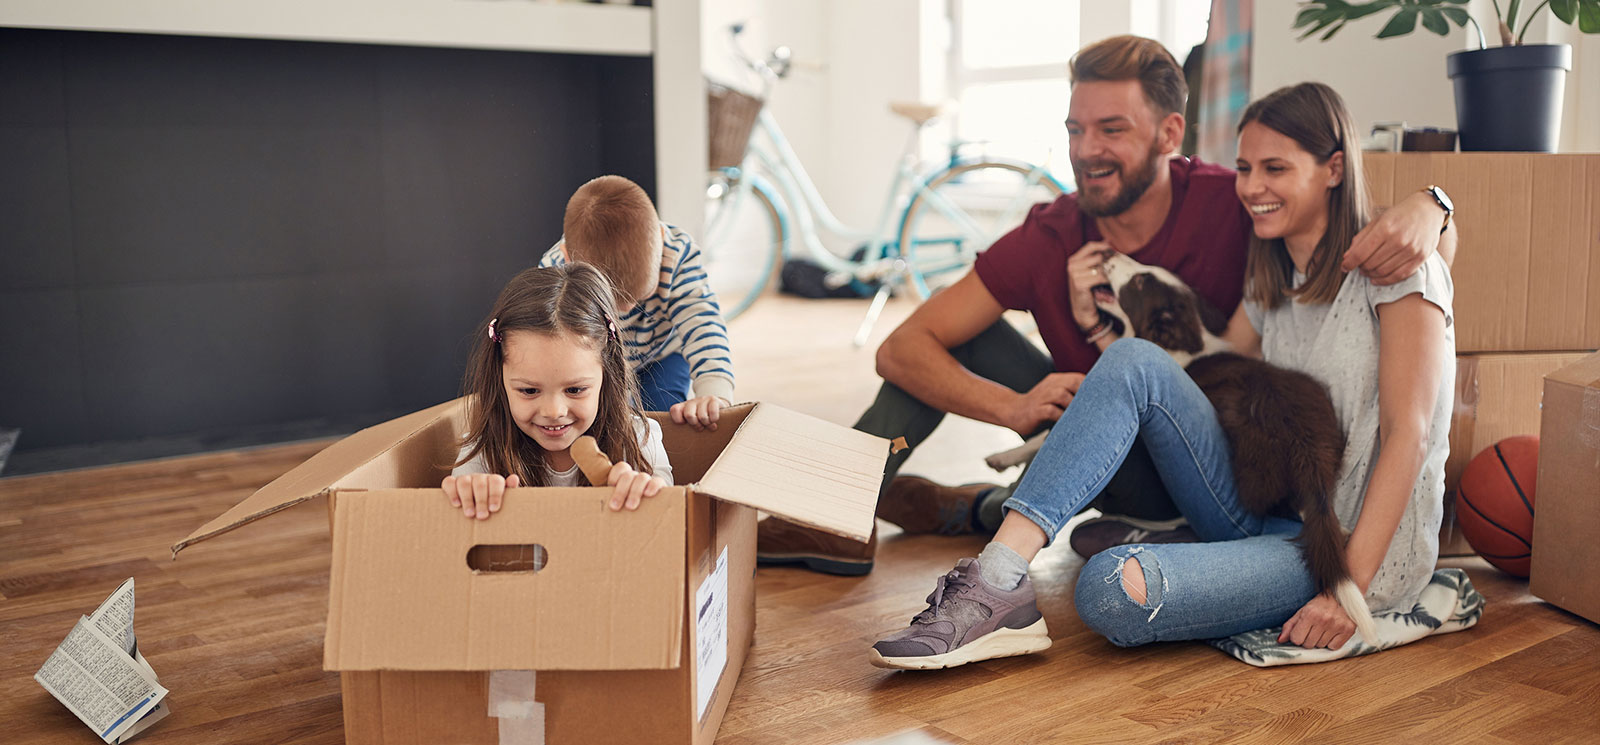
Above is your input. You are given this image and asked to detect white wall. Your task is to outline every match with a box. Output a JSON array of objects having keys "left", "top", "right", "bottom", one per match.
[
  {"left": 1251, "top": 2, "right": 1464, "bottom": 142},
  {"left": 1253, "top": 0, "right": 1596, "bottom": 152}
]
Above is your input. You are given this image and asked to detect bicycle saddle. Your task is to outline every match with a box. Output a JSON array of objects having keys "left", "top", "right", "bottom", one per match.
[{"left": 889, "top": 101, "right": 957, "bottom": 126}]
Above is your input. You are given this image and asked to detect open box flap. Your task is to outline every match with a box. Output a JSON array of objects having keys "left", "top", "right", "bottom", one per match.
[
  {"left": 323, "top": 487, "right": 685, "bottom": 671},
  {"left": 1547, "top": 352, "right": 1600, "bottom": 388},
  {"left": 171, "top": 398, "right": 465, "bottom": 556},
  {"left": 693, "top": 404, "right": 887, "bottom": 542}
]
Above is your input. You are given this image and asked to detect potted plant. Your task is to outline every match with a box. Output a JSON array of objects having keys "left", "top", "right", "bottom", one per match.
[{"left": 1293, "top": 0, "right": 1598, "bottom": 151}]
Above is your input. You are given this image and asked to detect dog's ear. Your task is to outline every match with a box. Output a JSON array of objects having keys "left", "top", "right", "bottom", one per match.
[
  {"left": 1143, "top": 293, "right": 1204, "bottom": 353},
  {"left": 1195, "top": 291, "right": 1229, "bottom": 336}
]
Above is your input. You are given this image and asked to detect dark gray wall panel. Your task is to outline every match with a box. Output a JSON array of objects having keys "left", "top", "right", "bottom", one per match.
[
  {"left": 0, "top": 28, "right": 655, "bottom": 461},
  {"left": 0, "top": 30, "right": 65, "bottom": 125},
  {"left": 0, "top": 127, "right": 75, "bottom": 290},
  {"left": 60, "top": 33, "right": 377, "bottom": 127},
  {"left": 0, "top": 290, "right": 86, "bottom": 447},
  {"left": 71, "top": 126, "right": 386, "bottom": 284}
]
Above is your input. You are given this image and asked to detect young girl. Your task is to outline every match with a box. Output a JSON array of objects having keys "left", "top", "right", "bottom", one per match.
[
  {"left": 443, "top": 263, "right": 674, "bottom": 519},
  {"left": 871, "top": 81, "right": 1457, "bottom": 669}
]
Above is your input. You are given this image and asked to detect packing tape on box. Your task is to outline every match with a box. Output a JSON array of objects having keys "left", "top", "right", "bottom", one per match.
[
  {"left": 488, "top": 670, "right": 544, "bottom": 745},
  {"left": 1444, "top": 356, "right": 1481, "bottom": 490},
  {"left": 1583, "top": 387, "right": 1600, "bottom": 451},
  {"left": 497, "top": 707, "right": 546, "bottom": 745}
]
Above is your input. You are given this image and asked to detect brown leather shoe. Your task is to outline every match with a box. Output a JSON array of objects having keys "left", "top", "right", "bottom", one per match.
[
  {"left": 876, "top": 476, "right": 998, "bottom": 535},
  {"left": 756, "top": 518, "right": 877, "bottom": 576}
]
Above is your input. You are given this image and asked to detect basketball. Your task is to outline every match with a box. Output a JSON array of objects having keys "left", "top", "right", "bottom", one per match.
[{"left": 1455, "top": 435, "right": 1539, "bottom": 577}]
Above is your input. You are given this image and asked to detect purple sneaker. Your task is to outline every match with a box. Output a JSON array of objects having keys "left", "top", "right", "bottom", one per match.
[{"left": 869, "top": 558, "right": 1051, "bottom": 670}]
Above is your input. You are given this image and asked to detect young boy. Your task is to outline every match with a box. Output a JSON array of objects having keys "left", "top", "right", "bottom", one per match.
[{"left": 540, "top": 175, "right": 734, "bottom": 429}]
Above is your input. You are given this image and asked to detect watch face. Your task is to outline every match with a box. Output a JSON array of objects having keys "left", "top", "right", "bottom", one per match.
[{"left": 1430, "top": 186, "right": 1453, "bottom": 213}]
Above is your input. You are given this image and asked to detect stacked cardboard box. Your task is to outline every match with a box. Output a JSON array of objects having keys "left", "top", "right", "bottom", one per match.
[
  {"left": 173, "top": 399, "right": 885, "bottom": 745},
  {"left": 1530, "top": 353, "right": 1600, "bottom": 624},
  {"left": 1365, "top": 153, "right": 1600, "bottom": 557}
]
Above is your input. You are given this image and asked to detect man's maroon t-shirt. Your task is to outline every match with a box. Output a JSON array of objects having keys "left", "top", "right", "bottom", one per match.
[{"left": 974, "top": 156, "right": 1250, "bottom": 375}]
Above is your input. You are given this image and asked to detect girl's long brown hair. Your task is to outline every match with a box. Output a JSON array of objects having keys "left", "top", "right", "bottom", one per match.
[
  {"left": 1238, "top": 82, "right": 1371, "bottom": 310},
  {"left": 455, "top": 263, "right": 648, "bottom": 485}
]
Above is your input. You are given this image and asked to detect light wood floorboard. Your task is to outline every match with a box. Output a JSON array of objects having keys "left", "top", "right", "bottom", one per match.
[{"left": 3, "top": 295, "right": 1596, "bottom": 743}]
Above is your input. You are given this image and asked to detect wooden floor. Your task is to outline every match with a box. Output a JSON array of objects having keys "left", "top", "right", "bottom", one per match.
[{"left": 4, "top": 295, "right": 1598, "bottom": 744}]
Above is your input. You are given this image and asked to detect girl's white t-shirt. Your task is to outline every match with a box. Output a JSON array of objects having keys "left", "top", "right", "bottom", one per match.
[{"left": 451, "top": 417, "right": 675, "bottom": 486}]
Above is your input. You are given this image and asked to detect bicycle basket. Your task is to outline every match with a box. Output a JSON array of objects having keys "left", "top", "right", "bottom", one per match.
[{"left": 707, "top": 82, "right": 764, "bottom": 170}]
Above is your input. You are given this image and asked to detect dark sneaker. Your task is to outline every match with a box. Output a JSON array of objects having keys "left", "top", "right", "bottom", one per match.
[
  {"left": 1067, "top": 514, "right": 1197, "bottom": 560},
  {"left": 876, "top": 476, "right": 997, "bottom": 535},
  {"left": 869, "top": 558, "right": 1050, "bottom": 670},
  {"left": 756, "top": 518, "right": 877, "bottom": 576}
]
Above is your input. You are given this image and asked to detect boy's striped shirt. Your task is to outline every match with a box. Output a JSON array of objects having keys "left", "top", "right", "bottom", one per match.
[{"left": 539, "top": 223, "right": 735, "bottom": 403}]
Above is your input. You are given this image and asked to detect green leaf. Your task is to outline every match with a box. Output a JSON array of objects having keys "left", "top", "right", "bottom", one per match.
[
  {"left": 1507, "top": 0, "right": 1523, "bottom": 36},
  {"left": 1296, "top": 15, "right": 1340, "bottom": 39},
  {"left": 1442, "top": 7, "right": 1471, "bottom": 24},
  {"left": 1348, "top": 1, "right": 1403, "bottom": 20},
  {"left": 1294, "top": 6, "right": 1325, "bottom": 28},
  {"left": 1377, "top": 7, "right": 1421, "bottom": 36},
  {"left": 1551, "top": 0, "right": 1578, "bottom": 23},
  {"left": 1579, "top": 0, "right": 1600, "bottom": 32},
  {"left": 1322, "top": 20, "right": 1349, "bottom": 39},
  {"left": 1420, "top": 8, "right": 1452, "bottom": 33}
]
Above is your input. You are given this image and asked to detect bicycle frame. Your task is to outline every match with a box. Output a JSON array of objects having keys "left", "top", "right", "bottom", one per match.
[{"left": 730, "top": 109, "right": 926, "bottom": 276}]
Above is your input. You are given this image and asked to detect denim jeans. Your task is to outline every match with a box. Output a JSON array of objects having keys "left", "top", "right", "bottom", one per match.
[
  {"left": 1002, "top": 338, "right": 1316, "bottom": 646},
  {"left": 853, "top": 319, "right": 1179, "bottom": 523},
  {"left": 637, "top": 353, "right": 691, "bottom": 412}
]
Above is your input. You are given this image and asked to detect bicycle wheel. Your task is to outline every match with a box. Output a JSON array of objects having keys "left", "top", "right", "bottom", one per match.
[
  {"left": 702, "top": 170, "right": 785, "bottom": 320},
  {"left": 895, "top": 159, "right": 1065, "bottom": 299}
]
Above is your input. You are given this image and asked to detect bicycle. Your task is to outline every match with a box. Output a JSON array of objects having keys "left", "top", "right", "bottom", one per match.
[{"left": 701, "top": 23, "right": 1070, "bottom": 344}]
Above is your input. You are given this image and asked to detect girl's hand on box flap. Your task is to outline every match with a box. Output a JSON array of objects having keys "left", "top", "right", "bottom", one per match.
[
  {"left": 606, "top": 461, "right": 665, "bottom": 511},
  {"left": 670, "top": 395, "right": 728, "bottom": 431},
  {"left": 442, "top": 473, "right": 520, "bottom": 520}
]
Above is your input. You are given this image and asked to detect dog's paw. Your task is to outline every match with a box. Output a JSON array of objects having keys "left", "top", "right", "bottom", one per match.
[
  {"left": 984, "top": 449, "right": 1024, "bottom": 471},
  {"left": 984, "top": 431, "right": 1049, "bottom": 471}
]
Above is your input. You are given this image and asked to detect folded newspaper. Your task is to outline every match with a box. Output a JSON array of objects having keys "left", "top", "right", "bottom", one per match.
[{"left": 34, "top": 578, "right": 170, "bottom": 743}]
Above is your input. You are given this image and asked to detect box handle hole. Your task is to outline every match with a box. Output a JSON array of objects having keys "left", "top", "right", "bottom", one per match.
[{"left": 467, "top": 544, "right": 548, "bottom": 573}]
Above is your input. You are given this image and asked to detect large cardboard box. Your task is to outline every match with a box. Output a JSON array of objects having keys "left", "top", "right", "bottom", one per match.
[
  {"left": 1364, "top": 153, "right": 1600, "bottom": 353},
  {"left": 1442, "top": 352, "right": 1593, "bottom": 556},
  {"left": 1530, "top": 353, "right": 1600, "bottom": 624},
  {"left": 173, "top": 399, "right": 885, "bottom": 745}
]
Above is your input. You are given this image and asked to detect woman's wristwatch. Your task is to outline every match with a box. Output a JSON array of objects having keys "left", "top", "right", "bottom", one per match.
[{"left": 1422, "top": 185, "right": 1453, "bottom": 234}]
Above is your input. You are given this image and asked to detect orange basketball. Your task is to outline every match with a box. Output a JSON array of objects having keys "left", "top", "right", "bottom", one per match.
[{"left": 1455, "top": 435, "right": 1538, "bottom": 577}]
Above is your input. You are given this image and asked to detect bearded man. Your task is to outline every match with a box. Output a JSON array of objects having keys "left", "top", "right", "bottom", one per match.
[{"left": 756, "top": 35, "right": 1457, "bottom": 575}]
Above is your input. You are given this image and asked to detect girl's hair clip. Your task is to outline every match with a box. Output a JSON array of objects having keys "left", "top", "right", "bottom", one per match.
[
  {"left": 604, "top": 313, "right": 619, "bottom": 342},
  {"left": 487, "top": 317, "right": 501, "bottom": 343}
]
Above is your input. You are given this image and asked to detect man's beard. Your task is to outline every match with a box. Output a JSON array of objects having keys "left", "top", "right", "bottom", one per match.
[{"left": 1075, "top": 139, "right": 1164, "bottom": 218}]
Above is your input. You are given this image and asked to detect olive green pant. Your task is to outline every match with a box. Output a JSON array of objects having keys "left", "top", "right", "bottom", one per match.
[{"left": 852, "top": 319, "right": 1181, "bottom": 527}]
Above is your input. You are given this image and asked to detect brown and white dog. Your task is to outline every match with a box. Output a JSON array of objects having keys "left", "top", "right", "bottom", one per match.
[{"left": 987, "top": 253, "right": 1377, "bottom": 644}]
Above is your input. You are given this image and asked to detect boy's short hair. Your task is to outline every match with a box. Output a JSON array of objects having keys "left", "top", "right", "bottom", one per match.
[
  {"left": 1069, "top": 35, "right": 1187, "bottom": 118},
  {"left": 563, "top": 175, "right": 661, "bottom": 307}
]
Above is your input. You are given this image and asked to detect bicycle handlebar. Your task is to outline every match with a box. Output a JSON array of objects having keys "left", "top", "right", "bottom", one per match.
[{"left": 726, "top": 22, "right": 793, "bottom": 94}]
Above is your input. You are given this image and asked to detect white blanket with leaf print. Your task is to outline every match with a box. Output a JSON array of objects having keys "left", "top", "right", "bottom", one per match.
[{"left": 1208, "top": 568, "right": 1484, "bottom": 667}]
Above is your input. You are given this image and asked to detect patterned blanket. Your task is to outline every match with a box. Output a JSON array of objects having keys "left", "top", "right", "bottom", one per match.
[{"left": 1208, "top": 568, "right": 1484, "bottom": 667}]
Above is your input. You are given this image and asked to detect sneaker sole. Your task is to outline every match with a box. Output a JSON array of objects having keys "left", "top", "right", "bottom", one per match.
[
  {"left": 756, "top": 552, "right": 873, "bottom": 577},
  {"left": 868, "top": 618, "right": 1051, "bottom": 670},
  {"left": 1081, "top": 514, "right": 1188, "bottom": 532}
]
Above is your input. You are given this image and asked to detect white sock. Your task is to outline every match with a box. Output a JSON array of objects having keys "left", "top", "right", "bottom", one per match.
[{"left": 977, "top": 542, "right": 1029, "bottom": 590}]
